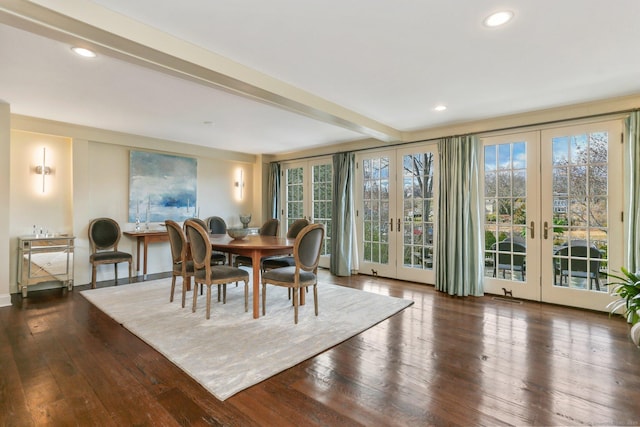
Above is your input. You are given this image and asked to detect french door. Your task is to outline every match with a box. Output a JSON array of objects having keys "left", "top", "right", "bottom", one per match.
[
  {"left": 281, "top": 159, "right": 332, "bottom": 268},
  {"left": 482, "top": 120, "right": 623, "bottom": 311},
  {"left": 355, "top": 144, "right": 438, "bottom": 284}
]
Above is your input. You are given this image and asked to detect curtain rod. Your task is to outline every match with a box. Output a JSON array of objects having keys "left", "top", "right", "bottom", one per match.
[{"left": 276, "top": 107, "right": 638, "bottom": 163}]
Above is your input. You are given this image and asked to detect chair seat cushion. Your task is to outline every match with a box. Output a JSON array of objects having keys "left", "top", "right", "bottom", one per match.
[
  {"left": 262, "top": 266, "right": 316, "bottom": 284},
  {"left": 194, "top": 265, "right": 249, "bottom": 281},
  {"left": 235, "top": 255, "right": 252, "bottom": 265},
  {"left": 90, "top": 251, "right": 131, "bottom": 262},
  {"left": 173, "top": 260, "right": 195, "bottom": 274},
  {"left": 262, "top": 256, "right": 295, "bottom": 269},
  {"left": 211, "top": 253, "right": 226, "bottom": 263}
]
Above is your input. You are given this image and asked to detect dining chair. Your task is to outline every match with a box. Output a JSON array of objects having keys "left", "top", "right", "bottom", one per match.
[
  {"left": 261, "top": 218, "right": 310, "bottom": 274},
  {"left": 233, "top": 218, "right": 280, "bottom": 269},
  {"left": 205, "top": 216, "right": 229, "bottom": 264},
  {"left": 165, "top": 220, "right": 195, "bottom": 308},
  {"left": 185, "top": 217, "right": 226, "bottom": 265},
  {"left": 261, "top": 223, "right": 325, "bottom": 324},
  {"left": 88, "top": 217, "right": 132, "bottom": 289},
  {"left": 206, "top": 216, "right": 227, "bottom": 234},
  {"left": 184, "top": 219, "right": 250, "bottom": 319}
]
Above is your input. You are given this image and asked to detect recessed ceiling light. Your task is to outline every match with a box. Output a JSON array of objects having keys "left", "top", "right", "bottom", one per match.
[
  {"left": 434, "top": 105, "right": 447, "bottom": 112},
  {"left": 71, "top": 47, "right": 96, "bottom": 58},
  {"left": 483, "top": 11, "right": 514, "bottom": 27}
]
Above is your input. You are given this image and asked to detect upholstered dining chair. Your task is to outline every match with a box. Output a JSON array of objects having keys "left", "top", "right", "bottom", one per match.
[
  {"left": 206, "top": 216, "right": 227, "bottom": 234},
  {"left": 88, "top": 217, "right": 132, "bottom": 289},
  {"left": 233, "top": 218, "right": 280, "bottom": 269},
  {"left": 185, "top": 217, "right": 226, "bottom": 265},
  {"left": 165, "top": 220, "right": 195, "bottom": 308},
  {"left": 184, "top": 219, "right": 250, "bottom": 319},
  {"left": 206, "top": 216, "right": 228, "bottom": 264},
  {"left": 261, "top": 223, "right": 325, "bottom": 324},
  {"left": 261, "top": 218, "right": 310, "bottom": 274}
]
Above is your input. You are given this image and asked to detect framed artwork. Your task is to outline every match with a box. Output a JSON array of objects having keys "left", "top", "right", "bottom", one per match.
[{"left": 129, "top": 150, "right": 198, "bottom": 222}]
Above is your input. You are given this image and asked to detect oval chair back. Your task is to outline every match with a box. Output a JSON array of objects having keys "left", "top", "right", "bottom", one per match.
[
  {"left": 207, "top": 216, "right": 227, "bottom": 234},
  {"left": 259, "top": 218, "right": 280, "bottom": 236},
  {"left": 287, "top": 218, "right": 310, "bottom": 238},
  {"left": 184, "top": 220, "right": 211, "bottom": 274},
  {"left": 184, "top": 217, "right": 207, "bottom": 233},
  {"left": 89, "top": 217, "right": 121, "bottom": 251},
  {"left": 295, "top": 223, "right": 325, "bottom": 272}
]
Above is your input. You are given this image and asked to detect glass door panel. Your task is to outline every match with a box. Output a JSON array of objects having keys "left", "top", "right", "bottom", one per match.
[
  {"left": 482, "top": 132, "right": 541, "bottom": 300},
  {"left": 356, "top": 144, "right": 438, "bottom": 283},
  {"left": 541, "top": 122, "right": 622, "bottom": 310},
  {"left": 282, "top": 159, "right": 332, "bottom": 267}
]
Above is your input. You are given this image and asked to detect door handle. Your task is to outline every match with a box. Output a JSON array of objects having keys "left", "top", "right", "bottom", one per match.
[
  {"left": 390, "top": 218, "right": 393, "bottom": 232},
  {"left": 397, "top": 218, "right": 401, "bottom": 232},
  {"left": 543, "top": 221, "right": 549, "bottom": 240},
  {"left": 528, "top": 221, "right": 535, "bottom": 239}
]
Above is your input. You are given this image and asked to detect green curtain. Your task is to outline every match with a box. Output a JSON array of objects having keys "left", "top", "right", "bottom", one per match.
[
  {"left": 267, "top": 162, "right": 280, "bottom": 220},
  {"left": 625, "top": 112, "right": 640, "bottom": 271},
  {"left": 435, "top": 136, "right": 484, "bottom": 296},
  {"left": 330, "top": 152, "right": 355, "bottom": 276}
]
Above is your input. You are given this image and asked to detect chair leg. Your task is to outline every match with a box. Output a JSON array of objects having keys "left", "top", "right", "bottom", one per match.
[
  {"left": 192, "top": 281, "right": 199, "bottom": 313},
  {"left": 244, "top": 280, "right": 249, "bottom": 312},
  {"left": 114, "top": 264, "right": 118, "bottom": 285},
  {"left": 313, "top": 284, "right": 318, "bottom": 316},
  {"left": 91, "top": 265, "right": 97, "bottom": 289},
  {"left": 181, "top": 276, "right": 190, "bottom": 308},
  {"left": 206, "top": 285, "right": 212, "bottom": 320},
  {"left": 170, "top": 275, "right": 176, "bottom": 302},
  {"left": 128, "top": 261, "right": 132, "bottom": 284},
  {"left": 222, "top": 284, "right": 227, "bottom": 304},
  {"left": 293, "top": 287, "right": 299, "bottom": 324},
  {"left": 262, "top": 283, "right": 266, "bottom": 315},
  {"left": 217, "top": 284, "right": 221, "bottom": 302}
]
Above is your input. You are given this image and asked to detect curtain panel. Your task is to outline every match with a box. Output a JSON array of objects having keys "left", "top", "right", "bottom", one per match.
[
  {"left": 330, "top": 152, "right": 355, "bottom": 276},
  {"left": 625, "top": 112, "right": 640, "bottom": 271},
  {"left": 435, "top": 136, "right": 484, "bottom": 296},
  {"left": 267, "top": 162, "right": 280, "bottom": 221}
]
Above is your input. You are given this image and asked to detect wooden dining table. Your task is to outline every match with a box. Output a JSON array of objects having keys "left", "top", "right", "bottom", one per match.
[{"left": 208, "top": 234, "right": 295, "bottom": 319}]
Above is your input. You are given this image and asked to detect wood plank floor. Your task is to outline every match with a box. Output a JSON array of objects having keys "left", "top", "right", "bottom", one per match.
[{"left": 1, "top": 271, "right": 639, "bottom": 426}]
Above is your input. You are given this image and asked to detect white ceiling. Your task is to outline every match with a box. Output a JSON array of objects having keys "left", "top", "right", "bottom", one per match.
[{"left": 1, "top": 1, "right": 640, "bottom": 155}]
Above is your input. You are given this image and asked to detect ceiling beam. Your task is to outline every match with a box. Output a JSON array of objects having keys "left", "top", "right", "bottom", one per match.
[{"left": 0, "top": 0, "right": 402, "bottom": 143}]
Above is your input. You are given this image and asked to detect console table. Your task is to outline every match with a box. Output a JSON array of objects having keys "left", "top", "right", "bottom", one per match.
[
  {"left": 123, "top": 229, "right": 169, "bottom": 279},
  {"left": 17, "top": 235, "right": 75, "bottom": 297}
]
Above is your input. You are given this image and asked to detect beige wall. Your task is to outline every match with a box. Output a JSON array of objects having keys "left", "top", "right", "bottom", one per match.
[
  {"left": 4, "top": 118, "right": 256, "bottom": 297},
  {"left": 0, "top": 103, "right": 10, "bottom": 306}
]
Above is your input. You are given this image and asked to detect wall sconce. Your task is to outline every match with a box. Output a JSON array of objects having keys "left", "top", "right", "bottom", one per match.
[
  {"left": 34, "top": 147, "right": 52, "bottom": 193},
  {"left": 234, "top": 168, "right": 245, "bottom": 200}
]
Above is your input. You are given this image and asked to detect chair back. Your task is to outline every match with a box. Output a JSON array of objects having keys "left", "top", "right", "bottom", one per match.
[
  {"left": 184, "top": 217, "right": 207, "bottom": 232},
  {"left": 165, "top": 220, "right": 187, "bottom": 265},
  {"left": 207, "top": 216, "right": 227, "bottom": 234},
  {"left": 88, "top": 217, "right": 121, "bottom": 253},
  {"left": 287, "top": 218, "right": 310, "bottom": 238},
  {"left": 184, "top": 220, "right": 212, "bottom": 273},
  {"left": 294, "top": 224, "right": 325, "bottom": 272},
  {"left": 259, "top": 218, "right": 280, "bottom": 236}
]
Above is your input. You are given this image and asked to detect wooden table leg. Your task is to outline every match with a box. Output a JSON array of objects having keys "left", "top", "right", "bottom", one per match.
[
  {"left": 251, "top": 250, "right": 260, "bottom": 319},
  {"left": 143, "top": 237, "right": 149, "bottom": 279},
  {"left": 135, "top": 238, "right": 141, "bottom": 275}
]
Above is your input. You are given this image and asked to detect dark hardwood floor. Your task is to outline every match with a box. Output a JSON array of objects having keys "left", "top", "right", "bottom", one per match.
[{"left": 1, "top": 271, "right": 639, "bottom": 426}]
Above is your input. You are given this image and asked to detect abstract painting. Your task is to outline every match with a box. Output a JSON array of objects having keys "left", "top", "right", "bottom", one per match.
[{"left": 129, "top": 150, "right": 198, "bottom": 223}]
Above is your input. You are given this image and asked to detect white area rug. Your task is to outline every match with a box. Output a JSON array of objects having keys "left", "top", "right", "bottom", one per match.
[{"left": 81, "top": 277, "right": 413, "bottom": 400}]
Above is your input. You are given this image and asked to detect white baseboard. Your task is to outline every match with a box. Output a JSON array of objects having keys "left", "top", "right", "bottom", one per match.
[{"left": 0, "top": 293, "right": 11, "bottom": 307}]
